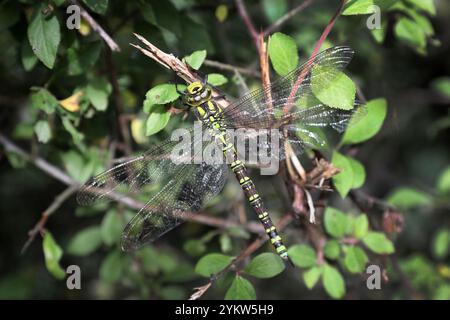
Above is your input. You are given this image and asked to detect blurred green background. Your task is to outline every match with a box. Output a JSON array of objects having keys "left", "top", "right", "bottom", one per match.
[{"left": 0, "top": 0, "right": 449, "bottom": 300}]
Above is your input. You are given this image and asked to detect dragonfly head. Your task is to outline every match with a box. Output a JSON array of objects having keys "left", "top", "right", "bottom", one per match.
[{"left": 184, "top": 81, "right": 212, "bottom": 107}]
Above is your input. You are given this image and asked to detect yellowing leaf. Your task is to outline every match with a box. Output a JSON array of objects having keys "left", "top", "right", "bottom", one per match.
[
  {"left": 131, "top": 118, "right": 148, "bottom": 144},
  {"left": 215, "top": 5, "right": 228, "bottom": 22},
  {"left": 59, "top": 91, "right": 83, "bottom": 112}
]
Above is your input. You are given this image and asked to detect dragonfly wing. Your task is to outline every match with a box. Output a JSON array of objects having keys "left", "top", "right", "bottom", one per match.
[
  {"left": 76, "top": 126, "right": 199, "bottom": 206},
  {"left": 121, "top": 161, "right": 228, "bottom": 251}
]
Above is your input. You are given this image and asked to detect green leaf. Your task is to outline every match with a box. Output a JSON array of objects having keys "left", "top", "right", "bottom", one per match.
[
  {"left": 362, "top": 232, "right": 395, "bottom": 254},
  {"left": 195, "top": 253, "right": 234, "bottom": 277},
  {"left": 85, "top": 78, "right": 112, "bottom": 111},
  {"left": 99, "top": 251, "right": 123, "bottom": 283},
  {"left": 244, "top": 253, "right": 285, "bottom": 278},
  {"left": 100, "top": 210, "right": 123, "bottom": 246},
  {"left": 225, "top": 276, "right": 256, "bottom": 300},
  {"left": 183, "top": 50, "right": 207, "bottom": 70},
  {"left": 34, "top": 120, "right": 52, "bottom": 143},
  {"left": 288, "top": 244, "right": 316, "bottom": 268},
  {"left": 31, "top": 88, "right": 59, "bottom": 114},
  {"left": 331, "top": 152, "right": 353, "bottom": 198},
  {"left": 394, "top": 17, "right": 427, "bottom": 54},
  {"left": 61, "top": 151, "right": 97, "bottom": 183},
  {"left": 405, "top": 0, "right": 436, "bottom": 16},
  {"left": 83, "top": 0, "right": 109, "bottom": 15},
  {"left": 183, "top": 239, "right": 206, "bottom": 257},
  {"left": 303, "top": 266, "right": 322, "bottom": 289},
  {"left": 21, "top": 38, "right": 38, "bottom": 71},
  {"left": 348, "top": 157, "right": 366, "bottom": 189},
  {"left": 262, "top": 0, "right": 287, "bottom": 23},
  {"left": 219, "top": 234, "right": 232, "bottom": 253},
  {"left": 27, "top": 6, "right": 61, "bottom": 69},
  {"left": 311, "top": 65, "right": 356, "bottom": 110},
  {"left": 437, "top": 166, "right": 450, "bottom": 194},
  {"left": 324, "top": 240, "right": 341, "bottom": 260},
  {"left": 43, "top": 232, "right": 65, "bottom": 280},
  {"left": 341, "top": 98, "right": 387, "bottom": 145},
  {"left": 344, "top": 246, "right": 369, "bottom": 273},
  {"left": 322, "top": 264, "right": 345, "bottom": 299},
  {"left": 144, "top": 84, "right": 180, "bottom": 112},
  {"left": 215, "top": 4, "right": 228, "bottom": 22},
  {"left": 67, "top": 42, "right": 102, "bottom": 76},
  {"left": 343, "top": 0, "right": 396, "bottom": 15},
  {"left": 268, "top": 32, "right": 299, "bottom": 76},
  {"left": 353, "top": 214, "right": 369, "bottom": 239},
  {"left": 371, "top": 20, "right": 388, "bottom": 44},
  {"left": 432, "top": 228, "right": 450, "bottom": 259},
  {"left": 432, "top": 77, "right": 450, "bottom": 98},
  {"left": 324, "top": 207, "right": 347, "bottom": 238},
  {"left": 207, "top": 73, "right": 228, "bottom": 86},
  {"left": 67, "top": 226, "right": 102, "bottom": 256},
  {"left": 386, "top": 187, "right": 432, "bottom": 209},
  {"left": 145, "top": 105, "right": 171, "bottom": 136}
]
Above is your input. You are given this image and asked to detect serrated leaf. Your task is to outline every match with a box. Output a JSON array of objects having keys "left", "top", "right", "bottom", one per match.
[
  {"left": 341, "top": 98, "right": 387, "bottom": 145},
  {"left": 207, "top": 73, "right": 228, "bottom": 86},
  {"left": 183, "top": 50, "right": 207, "bottom": 70},
  {"left": 144, "top": 84, "right": 180, "bottom": 111},
  {"left": 244, "top": 253, "right": 285, "bottom": 278},
  {"left": 353, "top": 214, "right": 369, "bottom": 239},
  {"left": 303, "top": 266, "right": 322, "bottom": 289},
  {"left": 225, "top": 276, "right": 256, "bottom": 300},
  {"left": 100, "top": 210, "right": 123, "bottom": 246},
  {"left": 322, "top": 264, "right": 345, "bottom": 299},
  {"left": 31, "top": 88, "right": 59, "bottom": 114},
  {"left": 268, "top": 32, "right": 299, "bottom": 76},
  {"left": 386, "top": 187, "right": 432, "bottom": 209},
  {"left": 27, "top": 6, "right": 60, "bottom": 69},
  {"left": 331, "top": 152, "right": 354, "bottom": 198},
  {"left": 34, "top": 120, "right": 52, "bottom": 143},
  {"left": 311, "top": 65, "right": 356, "bottom": 110},
  {"left": 437, "top": 166, "right": 450, "bottom": 194},
  {"left": 324, "top": 207, "right": 347, "bottom": 238},
  {"left": 324, "top": 240, "right": 341, "bottom": 260},
  {"left": 362, "top": 232, "right": 394, "bottom": 254},
  {"left": 43, "top": 232, "right": 65, "bottom": 280},
  {"left": 99, "top": 250, "right": 123, "bottom": 283},
  {"left": 288, "top": 244, "right": 316, "bottom": 268},
  {"left": 344, "top": 246, "right": 368, "bottom": 273},
  {"left": 67, "top": 226, "right": 102, "bottom": 256},
  {"left": 195, "top": 253, "right": 233, "bottom": 277},
  {"left": 145, "top": 105, "right": 171, "bottom": 136}
]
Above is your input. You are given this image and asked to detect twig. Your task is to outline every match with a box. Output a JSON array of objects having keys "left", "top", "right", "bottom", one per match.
[
  {"left": 203, "top": 59, "right": 261, "bottom": 78},
  {"left": 105, "top": 47, "right": 132, "bottom": 154},
  {"left": 235, "top": 0, "right": 260, "bottom": 50},
  {"left": 68, "top": 0, "right": 120, "bottom": 52},
  {"left": 263, "top": 0, "right": 315, "bottom": 36},
  {"left": 21, "top": 186, "right": 77, "bottom": 254},
  {"left": 0, "top": 133, "right": 263, "bottom": 236}
]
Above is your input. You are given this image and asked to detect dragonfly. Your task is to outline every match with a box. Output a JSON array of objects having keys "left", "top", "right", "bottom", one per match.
[{"left": 77, "top": 46, "right": 365, "bottom": 263}]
